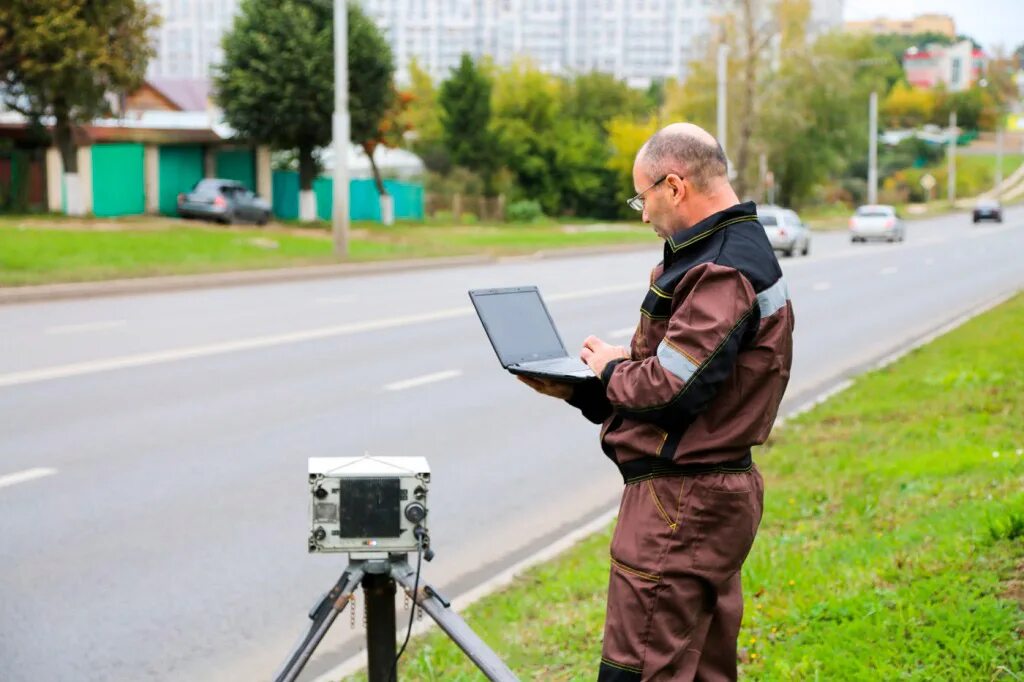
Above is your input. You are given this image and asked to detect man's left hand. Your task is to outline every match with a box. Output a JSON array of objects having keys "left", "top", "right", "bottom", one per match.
[{"left": 580, "top": 335, "right": 629, "bottom": 377}]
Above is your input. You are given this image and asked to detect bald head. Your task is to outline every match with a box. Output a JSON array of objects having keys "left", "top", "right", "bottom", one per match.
[{"left": 637, "top": 123, "right": 728, "bottom": 193}]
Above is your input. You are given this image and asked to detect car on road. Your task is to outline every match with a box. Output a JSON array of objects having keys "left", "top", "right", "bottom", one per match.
[
  {"left": 177, "top": 178, "right": 272, "bottom": 225},
  {"left": 972, "top": 198, "right": 1003, "bottom": 223},
  {"left": 849, "top": 204, "right": 905, "bottom": 243},
  {"left": 757, "top": 205, "right": 811, "bottom": 257}
]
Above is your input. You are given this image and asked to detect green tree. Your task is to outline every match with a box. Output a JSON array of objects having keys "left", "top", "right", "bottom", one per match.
[
  {"left": 0, "top": 0, "right": 158, "bottom": 215},
  {"left": 399, "top": 58, "right": 448, "bottom": 172},
  {"left": 560, "top": 72, "right": 648, "bottom": 129},
  {"left": 438, "top": 54, "right": 498, "bottom": 192},
  {"left": 215, "top": 0, "right": 394, "bottom": 221}
]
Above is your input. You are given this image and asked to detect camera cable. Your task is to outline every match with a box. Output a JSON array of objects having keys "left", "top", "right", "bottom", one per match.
[{"left": 388, "top": 532, "right": 424, "bottom": 682}]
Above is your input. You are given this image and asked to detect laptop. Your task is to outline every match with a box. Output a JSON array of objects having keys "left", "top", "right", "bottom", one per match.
[{"left": 468, "top": 286, "right": 595, "bottom": 383}]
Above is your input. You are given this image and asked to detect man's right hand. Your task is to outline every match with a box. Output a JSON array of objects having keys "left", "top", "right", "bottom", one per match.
[{"left": 517, "top": 375, "right": 574, "bottom": 400}]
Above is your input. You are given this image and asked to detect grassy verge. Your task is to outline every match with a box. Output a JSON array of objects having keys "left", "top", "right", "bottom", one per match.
[
  {"left": 0, "top": 217, "right": 656, "bottom": 286},
  {"left": 349, "top": 294, "right": 1024, "bottom": 681}
]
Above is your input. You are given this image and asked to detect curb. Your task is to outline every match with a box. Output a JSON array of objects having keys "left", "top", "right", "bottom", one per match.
[{"left": 0, "top": 242, "right": 656, "bottom": 306}]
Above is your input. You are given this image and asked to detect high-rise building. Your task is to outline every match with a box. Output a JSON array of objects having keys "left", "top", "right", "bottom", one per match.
[
  {"left": 359, "top": 0, "right": 845, "bottom": 87},
  {"left": 146, "top": 0, "right": 241, "bottom": 79}
]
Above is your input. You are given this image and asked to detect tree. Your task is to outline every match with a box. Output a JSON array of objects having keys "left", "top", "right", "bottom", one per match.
[
  {"left": 399, "top": 58, "right": 449, "bottom": 172},
  {"left": 216, "top": 0, "right": 394, "bottom": 221},
  {"left": 882, "top": 82, "right": 936, "bottom": 128},
  {"left": 605, "top": 116, "right": 659, "bottom": 212},
  {"left": 0, "top": 1, "right": 158, "bottom": 215},
  {"left": 560, "top": 72, "right": 648, "bottom": 129},
  {"left": 438, "top": 54, "right": 498, "bottom": 193}
]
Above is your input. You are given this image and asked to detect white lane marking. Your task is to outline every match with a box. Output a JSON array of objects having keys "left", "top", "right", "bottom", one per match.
[
  {"left": 880, "top": 266, "right": 898, "bottom": 275},
  {"left": 812, "top": 282, "right": 831, "bottom": 291},
  {"left": 313, "top": 295, "right": 356, "bottom": 304},
  {"left": 46, "top": 320, "right": 127, "bottom": 335},
  {"left": 383, "top": 369, "right": 462, "bottom": 392},
  {"left": 0, "top": 284, "right": 643, "bottom": 388},
  {"left": 608, "top": 326, "right": 636, "bottom": 339},
  {"left": 0, "top": 467, "right": 58, "bottom": 490}
]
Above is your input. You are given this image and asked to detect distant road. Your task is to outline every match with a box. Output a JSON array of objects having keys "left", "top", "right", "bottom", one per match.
[{"left": 1, "top": 207, "right": 1022, "bottom": 681}]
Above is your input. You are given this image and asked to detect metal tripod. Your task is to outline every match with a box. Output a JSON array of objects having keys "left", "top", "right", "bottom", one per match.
[{"left": 274, "top": 554, "right": 519, "bottom": 682}]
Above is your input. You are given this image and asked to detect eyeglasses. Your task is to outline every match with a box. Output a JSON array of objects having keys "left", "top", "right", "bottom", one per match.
[{"left": 627, "top": 174, "right": 674, "bottom": 211}]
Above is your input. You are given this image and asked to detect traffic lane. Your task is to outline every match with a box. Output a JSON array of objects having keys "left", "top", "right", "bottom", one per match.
[{"left": 0, "top": 248, "right": 659, "bottom": 375}]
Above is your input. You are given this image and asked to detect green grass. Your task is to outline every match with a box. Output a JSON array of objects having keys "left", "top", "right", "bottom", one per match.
[
  {"left": 0, "top": 217, "right": 657, "bottom": 286},
  {"left": 348, "top": 294, "right": 1024, "bottom": 681}
]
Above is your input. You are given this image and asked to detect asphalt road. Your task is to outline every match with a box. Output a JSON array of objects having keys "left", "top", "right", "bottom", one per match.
[{"left": 1, "top": 207, "right": 1022, "bottom": 681}]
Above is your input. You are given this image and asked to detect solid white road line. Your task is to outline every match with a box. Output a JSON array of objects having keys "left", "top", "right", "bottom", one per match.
[
  {"left": 383, "top": 369, "right": 462, "bottom": 392},
  {"left": 45, "top": 320, "right": 126, "bottom": 335},
  {"left": 0, "top": 467, "right": 58, "bottom": 490},
  {"left": 811, "top": 282, "right": 831, "bottom": 291},
  {"left": 880, "top": 266, "right": 899, "bottom": 275}
]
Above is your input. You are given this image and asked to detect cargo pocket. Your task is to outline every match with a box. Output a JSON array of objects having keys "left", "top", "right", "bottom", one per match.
[
  {"left": 602, "top": 555, "right": 662, "bottom": 673},
  {"left": 689, "top": 472, "right": 759, "bottom": 577}
]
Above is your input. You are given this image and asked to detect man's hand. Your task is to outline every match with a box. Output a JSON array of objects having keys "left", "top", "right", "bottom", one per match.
[
  {"left": 580, "top": 335, "right": 629, "bottom": 377},
  {"left": 517, "top": 375, "right": 574, "bottom": 400}
]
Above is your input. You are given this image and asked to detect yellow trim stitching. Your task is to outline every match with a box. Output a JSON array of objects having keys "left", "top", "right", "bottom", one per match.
[
  {"left": 650, "top": 284, "right": 672, "bottom": 299},
  {"left": 662, "top": 336, "right": 700, "bottom": 367},
  {"left": 668, "top": 215, "right": 756, "bottom": 252},
  {"left": 611, "top": 557, "right": 661, "bottom": 583},
  {"left": 647, "top": 479, "right": 677, "bottom": 530},
  {"left": 601, "top": 657, "right": 643, "bottom": 674}
]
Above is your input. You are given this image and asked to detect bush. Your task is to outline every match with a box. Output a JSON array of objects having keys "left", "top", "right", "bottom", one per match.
[{"left": 505, "top": 199, "right": 545, "bottom": 223}]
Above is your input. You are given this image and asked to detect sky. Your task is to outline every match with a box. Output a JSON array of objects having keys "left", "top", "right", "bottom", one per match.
[{"left": 843, "top": 0, "right": 1024, "bottom": 54}]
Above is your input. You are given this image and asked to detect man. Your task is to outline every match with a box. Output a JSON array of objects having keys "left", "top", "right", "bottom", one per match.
[{"left": 520, "top": 123, "right": 794, "bottom": 681}]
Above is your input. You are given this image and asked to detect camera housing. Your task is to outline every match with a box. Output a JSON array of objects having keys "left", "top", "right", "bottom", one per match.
[{"left": 308, "top": 456, "right": 430, "bottom": 557}]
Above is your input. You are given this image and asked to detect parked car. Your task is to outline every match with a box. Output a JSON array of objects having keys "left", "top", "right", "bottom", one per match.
[
  {"left": 177, "top": 178, "right": 271, "bottom": 225},
  {"left": 757, "top": 205, "right": 811, "bottom": 257},
  {"left": 849, "top": 204, "right": 905, "bottom": 243},
  {"left": 972, "top": 198, "right": 1003, "bottom": 223}
]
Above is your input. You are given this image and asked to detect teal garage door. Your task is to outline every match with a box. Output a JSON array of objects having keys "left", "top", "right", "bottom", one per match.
[
  {"left": 91, "top": 143, "right": 145, "bottom": 217},
  {"left": 158, "top": 145, "right": 204, "bottom": 216},
  {"left": 215, "top": 149, "right": 255, "bottom": 190}
]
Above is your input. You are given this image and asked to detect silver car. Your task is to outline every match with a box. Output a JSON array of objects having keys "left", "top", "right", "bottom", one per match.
[
  {"left": 178, "top": 178, "right": 272, "bottom": 225},
  {"left": 757, "top": 205, "right": 811, "bottom": 257},
  {"left": 849, "top": 205, "right": 905, "bottom": 243}
]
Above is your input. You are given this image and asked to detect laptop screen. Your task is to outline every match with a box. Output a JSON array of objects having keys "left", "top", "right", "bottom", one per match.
[{"left": 470, "top": 288, "right": 568, "bottom": 366}]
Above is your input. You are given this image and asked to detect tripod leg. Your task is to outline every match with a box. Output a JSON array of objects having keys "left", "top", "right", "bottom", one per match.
[
  {"left": 275, "top": 566, "right": 365, "bottom": 682},
  {"left": 390, "top": 561, "right": 519, "bottom": 682}
]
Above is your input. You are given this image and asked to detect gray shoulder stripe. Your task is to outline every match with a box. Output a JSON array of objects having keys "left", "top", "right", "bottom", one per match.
[
  {"left": 757, "top": 277, "right": 789, "bottom": 319},
  {"left": 657, "top": 340, "right": 699, "bottom": 383}
]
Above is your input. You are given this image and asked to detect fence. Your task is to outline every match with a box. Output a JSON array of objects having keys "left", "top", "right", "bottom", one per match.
[
  {"left": 271, "top": 171, "right": 424, "bottom": 222},
  {"left": 424, "top": 193, "right": 506, "bottom": 221}
]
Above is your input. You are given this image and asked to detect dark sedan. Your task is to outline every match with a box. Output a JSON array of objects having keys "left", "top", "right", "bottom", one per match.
[
  {"left": 972, "top": 199, "right": 1003, "bottom": 224},
  {"left": 178, "top": 178, "right": 272, "bottom": 225}
]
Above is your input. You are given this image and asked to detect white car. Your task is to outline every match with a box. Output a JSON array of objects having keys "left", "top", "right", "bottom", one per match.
[
  {"left": 849, "top": 205, "right": 906, "bottom": 243},
  {"left": 757, "top": 205, "right": 811, "bottom": 257}
]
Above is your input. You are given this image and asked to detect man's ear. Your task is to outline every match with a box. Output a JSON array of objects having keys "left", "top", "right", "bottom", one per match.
[{"left": 667, "top": 174, "right": 686, "bottom": 204}]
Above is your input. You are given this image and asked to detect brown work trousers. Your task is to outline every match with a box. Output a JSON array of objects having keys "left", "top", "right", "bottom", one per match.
[{"left": 598, "top": 466, "right": 764, "bottom": 681}]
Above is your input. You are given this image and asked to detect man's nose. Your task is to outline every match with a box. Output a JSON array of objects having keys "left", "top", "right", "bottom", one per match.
[{"left": 641, "top": 206, "right": 650, "bottom": 224}]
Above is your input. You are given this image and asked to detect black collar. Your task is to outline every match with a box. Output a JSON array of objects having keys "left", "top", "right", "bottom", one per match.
[{"left": 663, "top": 201, "right": 759, "bottom": 264}]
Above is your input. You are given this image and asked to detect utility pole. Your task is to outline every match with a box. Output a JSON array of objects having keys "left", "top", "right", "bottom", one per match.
[
  {"left": 332, "top": 0, "right": 350, "bottom": 257},
  {"left": 868, "top": 91, "right": 878, "bottom": 205},
  {"left": 995, "top": 124, "right": 1004, "bottom": 198},
  {"left": 717, "top": 43, "right": 730, "bottom": 176},
  {"left": 947, "top": 111, "right": 957, "bottom": 205}
]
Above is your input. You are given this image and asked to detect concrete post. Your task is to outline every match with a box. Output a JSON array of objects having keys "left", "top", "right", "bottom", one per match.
[
  {"left": 204, "top": 146, "right": 217, "bottom": 178},
  {"left": 76, "top": 145, "right": 93, "bottom": 215},
  {"left": 256, "top": 145, "right": 272, "bottom": 201},
  {"left": 144, "top": 145, "right": 160, "bottom": 214},
  {"left": 45, "top": 147, "right": 63, "bottom": 213}
]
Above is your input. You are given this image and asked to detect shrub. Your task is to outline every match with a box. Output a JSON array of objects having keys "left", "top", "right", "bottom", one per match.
[{"left": 505, "top": 199, "right": 545, "bottom": 223}]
